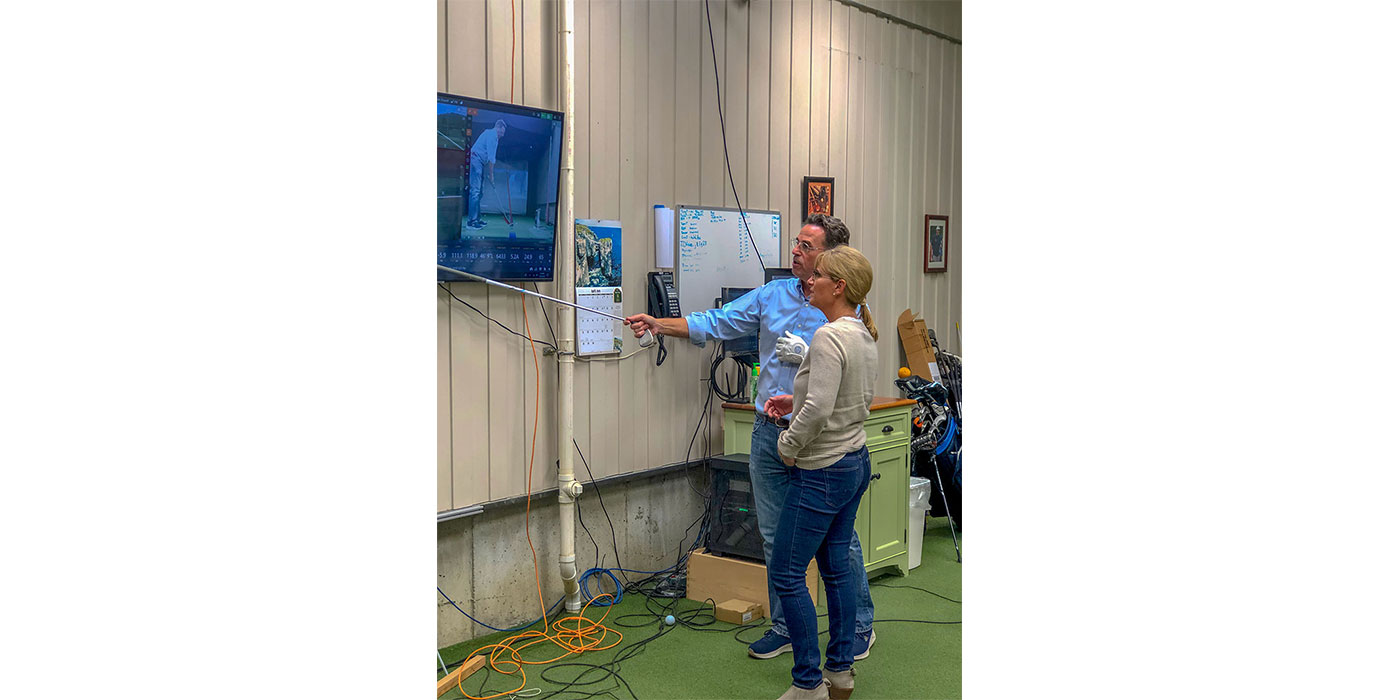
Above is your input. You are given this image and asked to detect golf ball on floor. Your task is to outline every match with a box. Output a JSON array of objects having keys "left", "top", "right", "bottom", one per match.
[{"left": 664, "top": 615, "right": 675, "bottom": 625}]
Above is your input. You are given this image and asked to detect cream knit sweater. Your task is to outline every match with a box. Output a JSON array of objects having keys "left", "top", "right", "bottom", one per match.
[{"left": 776, "top": 316, "right": 878, "bottom": 469}]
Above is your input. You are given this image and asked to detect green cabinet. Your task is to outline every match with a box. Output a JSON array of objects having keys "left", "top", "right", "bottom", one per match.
[
  {"left": 860, "top": 445, "right": 910, "bottom": 570},
  {"left": 720, "top": 399, "right": 914, "bottom": 577}
]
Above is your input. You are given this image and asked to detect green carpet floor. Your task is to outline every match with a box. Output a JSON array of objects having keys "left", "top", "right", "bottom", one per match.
[{"left": 439, "top": 516, "right": 962, "bottom": 699}]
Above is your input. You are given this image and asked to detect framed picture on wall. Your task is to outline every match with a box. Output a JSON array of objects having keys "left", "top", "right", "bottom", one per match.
[
  {"left": 924, "top": 214, "right": 950, "bottom": 273},
  {"left": 801, "top": 176, "right": 835, "bottom": 220}
]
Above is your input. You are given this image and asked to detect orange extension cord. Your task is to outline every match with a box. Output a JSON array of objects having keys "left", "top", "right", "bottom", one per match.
[
  {"left": 510, "top": 0, "right": 515, "bottom": 103},
  {"left": 455, "top": 294, "right": 623, "bottom": 699}
]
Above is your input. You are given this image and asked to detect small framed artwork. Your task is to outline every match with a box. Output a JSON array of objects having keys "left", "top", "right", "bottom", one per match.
[
  {"left": 801, "top": 176, "right": 835, "bottom": 220},
  {"left": 924, "top": 214, "right": 950, "bottom": 273}
]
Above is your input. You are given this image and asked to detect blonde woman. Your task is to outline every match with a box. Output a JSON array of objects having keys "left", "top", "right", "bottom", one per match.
[{"left": 762, "top": 246, "right": 879, "bottom": 700}]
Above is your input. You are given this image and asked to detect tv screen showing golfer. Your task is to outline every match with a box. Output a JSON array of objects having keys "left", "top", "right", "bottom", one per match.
[{"left": 438, "top": 93, "right": 563, "bottom": 281}]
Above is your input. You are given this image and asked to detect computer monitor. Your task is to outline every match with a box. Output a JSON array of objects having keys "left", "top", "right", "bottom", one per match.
[
  {"left": 437, "top": 93, "right": 563, "bottom": 282},
  {"left": 719, "top": 287, "right": 759, "bottom": 361},
  {"left": 765, "top": 267, "right": 796, "bottom": 284}
]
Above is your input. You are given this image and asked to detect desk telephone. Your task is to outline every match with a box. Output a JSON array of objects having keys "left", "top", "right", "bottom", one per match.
[
  {"left": 646, "top": 271, "right": 680, "bottom": 365},
  {"left": 647, "top": 271, "right": 680, "bottom": 319}
]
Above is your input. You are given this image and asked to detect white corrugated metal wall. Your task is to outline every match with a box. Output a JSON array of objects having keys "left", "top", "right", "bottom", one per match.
[{"left": 439, "top": 0, "right": 960, "bottom": 511}]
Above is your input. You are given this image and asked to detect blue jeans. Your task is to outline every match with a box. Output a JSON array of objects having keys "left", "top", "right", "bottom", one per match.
[
  {"left": 749, "top": 418, "right": 875, "bottom": 639},
  {"left": 466, "top": 153, "right": 484, "bottom": 222},
  {"left": 767, "top": 447, "right": 871, "bottom": 689}
]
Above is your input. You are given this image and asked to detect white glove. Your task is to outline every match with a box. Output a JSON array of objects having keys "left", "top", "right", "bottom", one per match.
[{"left": 775, "top": 331, "right": 809, "bottom": 365}]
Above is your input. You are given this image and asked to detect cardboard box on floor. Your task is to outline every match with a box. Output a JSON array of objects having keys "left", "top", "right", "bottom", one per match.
[
  {"left": 715, "top": 599, "right": 765, "bottom": 625},
  {"left": 686, "top": 548, "right": 820, "bottom": 610},
  {"left": 897, "top": 308, "right": 941, "bottom": 382}
]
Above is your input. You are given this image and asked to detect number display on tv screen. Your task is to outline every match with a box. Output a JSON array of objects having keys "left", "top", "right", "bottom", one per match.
[{"left": 438, "top": 93, "right": 563, "bottom": 282}]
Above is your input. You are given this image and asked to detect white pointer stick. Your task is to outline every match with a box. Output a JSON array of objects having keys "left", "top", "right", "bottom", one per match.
[{"left": 437, "top": 265, "right": 656, "bottom": 348}]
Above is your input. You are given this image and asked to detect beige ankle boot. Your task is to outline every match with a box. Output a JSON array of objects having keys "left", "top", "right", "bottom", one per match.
[
  {"left": 823, "top": 667, "right": 855, "bottom": 700},
  {"left": 776, "top": 679, "right": 831, "bottom": 700}
]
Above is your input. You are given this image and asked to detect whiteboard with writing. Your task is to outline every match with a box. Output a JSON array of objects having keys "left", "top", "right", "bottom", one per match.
[{"left": 675, "top": 205, "right": 783, "bottom": 317}]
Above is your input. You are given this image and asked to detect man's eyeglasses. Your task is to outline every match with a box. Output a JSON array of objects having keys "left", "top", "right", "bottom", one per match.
[{"left": 795, "top": 240, "right": 823, "bottom": 253}]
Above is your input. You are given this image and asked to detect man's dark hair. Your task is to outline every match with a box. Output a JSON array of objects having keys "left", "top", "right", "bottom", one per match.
[{"left": 804, "top": 213, "right": 850, "bottom": 248}]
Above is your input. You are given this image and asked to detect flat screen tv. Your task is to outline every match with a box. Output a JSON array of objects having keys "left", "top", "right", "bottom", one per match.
[{"left": 438, "top": 93, "right": 563, "bottom": 281}]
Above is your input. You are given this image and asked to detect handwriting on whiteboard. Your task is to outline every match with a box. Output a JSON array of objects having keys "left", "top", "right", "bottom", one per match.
[{"left": 674, "top": 206, "right": 782, "bottom": 317}]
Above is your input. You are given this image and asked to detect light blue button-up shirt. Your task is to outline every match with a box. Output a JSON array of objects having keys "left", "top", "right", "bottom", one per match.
[{"left": 685, "top": 277, "right": 828, "bottom": 416}]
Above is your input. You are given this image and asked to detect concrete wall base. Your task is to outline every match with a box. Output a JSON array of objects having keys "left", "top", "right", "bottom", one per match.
[{"left": 437, "top": 468, "right": 707, "bottom": 648}]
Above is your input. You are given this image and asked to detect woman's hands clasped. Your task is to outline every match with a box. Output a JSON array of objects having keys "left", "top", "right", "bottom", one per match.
[
  {"left": 764, "top": 394, "right": 793, "bottom": 419},
  {"left": 766, "top": 394, "right": 798, "bottom": 466}
]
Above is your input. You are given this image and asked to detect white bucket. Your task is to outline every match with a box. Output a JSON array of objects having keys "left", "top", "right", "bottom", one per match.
[{"left": 909, "top": 477, "right": 932, "bottom": 569}]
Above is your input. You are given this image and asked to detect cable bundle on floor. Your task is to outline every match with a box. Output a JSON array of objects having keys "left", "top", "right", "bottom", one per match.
[
  {"left": 577, "top": 568, "right": 624, "bottom": 607},
  {"left": 455, "top": 593, "right": 623, "bottom": 700}
]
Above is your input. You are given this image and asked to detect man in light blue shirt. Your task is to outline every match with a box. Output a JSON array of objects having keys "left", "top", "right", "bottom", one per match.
[
  {"left": 625, "top": 214, "right": 876, "bottom": 661},
  {"left": 465, "top": 119, "right": 507, "bottom": 230}
]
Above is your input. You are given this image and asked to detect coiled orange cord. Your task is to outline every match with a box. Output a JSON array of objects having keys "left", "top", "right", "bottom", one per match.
[{"left": 458, "top": 593, "right": 623, "bottom": 699}]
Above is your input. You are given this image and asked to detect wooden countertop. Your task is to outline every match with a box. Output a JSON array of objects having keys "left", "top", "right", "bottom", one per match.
[{"left": 722, "top": 396, "right": 915, "bottom": 412}]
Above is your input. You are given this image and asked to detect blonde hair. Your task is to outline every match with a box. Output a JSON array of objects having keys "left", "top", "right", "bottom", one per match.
[{"left": 815, "top": 246, "right": 878, "bottom": 341}]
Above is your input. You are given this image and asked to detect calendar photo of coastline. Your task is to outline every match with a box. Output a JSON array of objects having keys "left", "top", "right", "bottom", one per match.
[{"left": 574, "top": 219, "right": 622, "bottom": 288}]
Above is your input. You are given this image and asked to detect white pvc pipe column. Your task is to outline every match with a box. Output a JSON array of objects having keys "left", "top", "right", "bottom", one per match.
[{"left": 556, "top": 0, "right": 583, "bottom": 614}]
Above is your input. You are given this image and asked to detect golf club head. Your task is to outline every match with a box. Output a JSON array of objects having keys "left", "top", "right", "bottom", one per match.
[{"left": 638, "top": 329, "right": 656, "bottom": 348}]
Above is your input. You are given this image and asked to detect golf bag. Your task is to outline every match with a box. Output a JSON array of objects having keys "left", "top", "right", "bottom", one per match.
[{"left": 895, "top": 373, "right": 962, "bottom": 529}]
